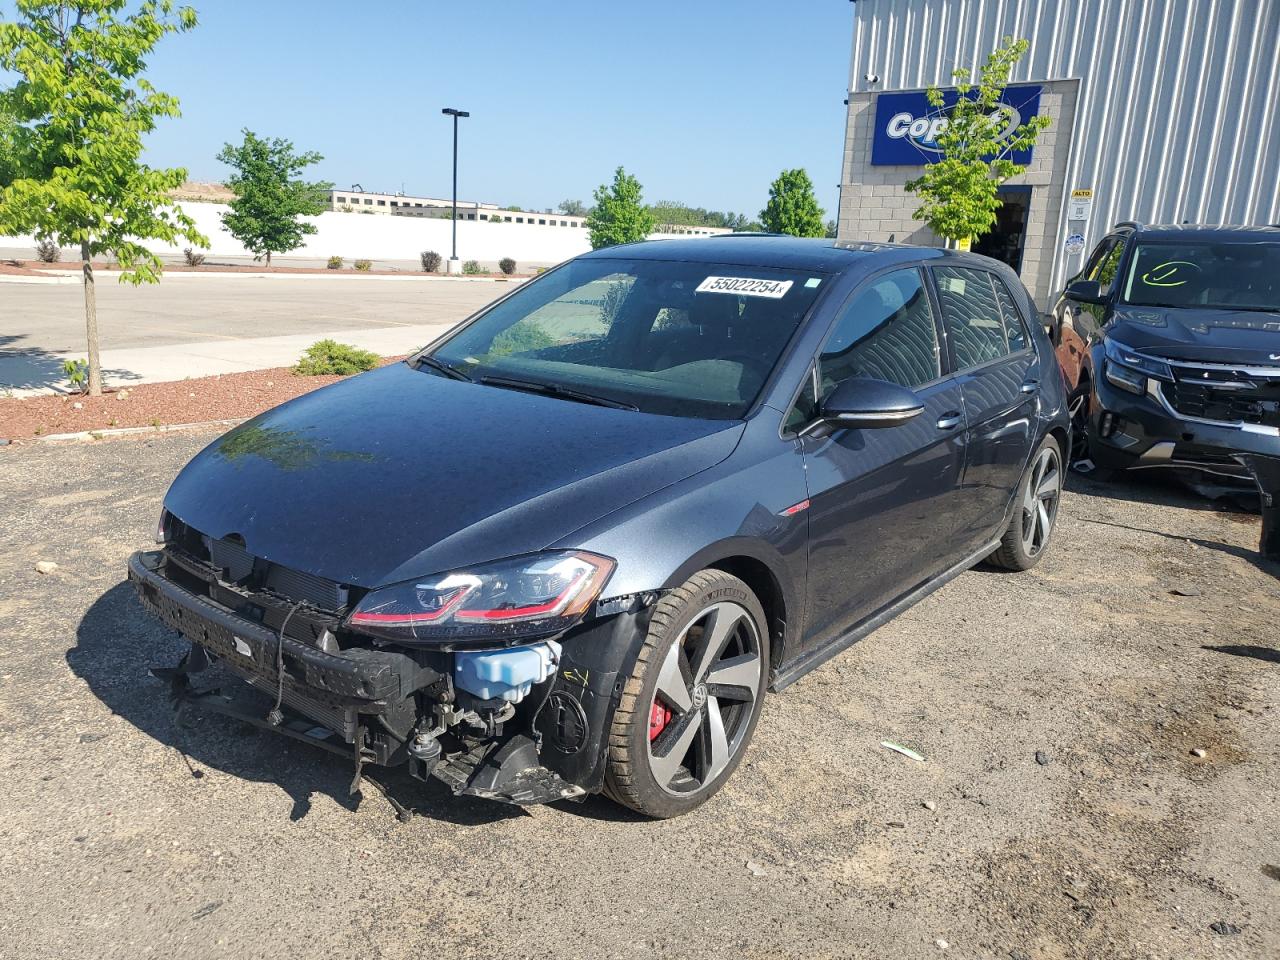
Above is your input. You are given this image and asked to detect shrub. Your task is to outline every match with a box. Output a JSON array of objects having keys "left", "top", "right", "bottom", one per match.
[
  {"left": 62, "top": 358, "right": 88, "bottom": 393},
  {"left": 183, "top": 247, "right": 206, "bottom": 267},
  {"left": 294, "top": 339, "right": 380, "bottom": 376},
  {"left": 535, "top": 266, "right": 547, "bottom": 275},
  {"left": 326, "top": 255, "right": 344, "bottom": 270},
  {"left": 420, "top": 250, "right": 442, "bottom": 272},
  {"left": 498, "top": 257, "right": 516, "bottom": 275},
  {"left": 35, "top": 239, "right": 60, "bottom": 263},
  {"left": 462, "top": 260, "right": 484, "bottom": 275},
  {"left": 353, "top": 259, "right": 372, "bottom": 272}
]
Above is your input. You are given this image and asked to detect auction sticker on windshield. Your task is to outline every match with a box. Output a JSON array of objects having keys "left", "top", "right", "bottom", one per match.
[{"left": 696, "top": 276, "right": 794, "bottom": 299}]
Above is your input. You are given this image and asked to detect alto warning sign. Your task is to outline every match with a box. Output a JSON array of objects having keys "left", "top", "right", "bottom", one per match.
[{"left": 1068, "top": 188, "right": 1094, "bottom": 221}]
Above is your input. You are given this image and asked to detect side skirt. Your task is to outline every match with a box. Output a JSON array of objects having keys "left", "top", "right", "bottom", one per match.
[{"left": 770, "top": 538, "right": 1000, "bottom": 692}]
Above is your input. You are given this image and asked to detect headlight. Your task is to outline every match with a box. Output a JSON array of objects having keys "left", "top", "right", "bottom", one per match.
[
  {"left": 1103, "top": 337, "right": 1173, "bottom": 395},
  {"left": 346, "top": 551, "right": 615, "bottom": 645}
]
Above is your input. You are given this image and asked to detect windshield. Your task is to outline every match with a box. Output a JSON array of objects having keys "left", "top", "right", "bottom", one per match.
[
  {"left": 425, "top": 257, "right": 828, "bottom": 419},
  {"left": 1120, "top": 241, "right": 1280, "bottom": 312}
]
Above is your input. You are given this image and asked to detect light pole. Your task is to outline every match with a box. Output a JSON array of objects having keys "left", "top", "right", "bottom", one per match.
[{"left": 441, "top": 107, "right": 469, "bottom": 273}]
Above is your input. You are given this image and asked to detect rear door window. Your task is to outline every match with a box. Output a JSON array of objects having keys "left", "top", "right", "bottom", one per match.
[{"left": 934, "top": 266, "right": 1019, "bottom": 370}]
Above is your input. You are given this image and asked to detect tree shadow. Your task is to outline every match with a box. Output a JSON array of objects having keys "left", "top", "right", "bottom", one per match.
[
  {"left": 69, "top": 582, "right": 523, "bottom": 826},
  {"left": 0, "top": 334, "right": 143, "bottom": 392}
]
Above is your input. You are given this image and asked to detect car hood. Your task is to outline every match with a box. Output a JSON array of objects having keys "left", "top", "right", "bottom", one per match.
[
  {"left": 163, "top": 362, "right": 744, "bottom": 587},
  {"left": 1108, "top": 305, "right": 1280, "bottom": 365}
]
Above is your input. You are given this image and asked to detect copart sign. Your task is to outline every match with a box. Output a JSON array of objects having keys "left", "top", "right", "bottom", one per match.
[{"left": 870, "top": 85, "right": 1042, "bottom": 166}]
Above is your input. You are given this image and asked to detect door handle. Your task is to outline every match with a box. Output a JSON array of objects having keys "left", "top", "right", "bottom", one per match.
[
  {"left": 1020, "top": 380, "right": 1038, "bottom": 394},
  {"left": 936, "top": 412, "right": 963, "bottom": 430}
]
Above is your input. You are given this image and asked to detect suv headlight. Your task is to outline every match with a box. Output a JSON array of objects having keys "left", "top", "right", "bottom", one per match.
[
  {"left": 346, "top": 551, "right": 615, "bottom": 645},
  {"left": 1103, "top": 337, "right": 1173, "bottom": 395}
]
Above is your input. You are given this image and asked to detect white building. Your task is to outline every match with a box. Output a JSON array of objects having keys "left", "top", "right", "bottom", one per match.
[
  {"left": 838, "top": 0, "right": 1280, "bottom": 304},
  {"left": 329, "top": 188, "right": 732, "bottom": 237}
]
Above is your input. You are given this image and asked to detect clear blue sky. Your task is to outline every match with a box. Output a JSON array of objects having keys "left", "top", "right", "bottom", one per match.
[{"left": 32, "top": 0, "right": 855, "bottom": 219}]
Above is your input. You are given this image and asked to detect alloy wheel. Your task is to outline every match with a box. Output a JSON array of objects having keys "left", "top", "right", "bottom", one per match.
[
  {"left": 1021, "top": 445, "right": 1062, "bottom": 557},
  {"left": 646, "top": 601, "right": 762, "bottom": 796}
]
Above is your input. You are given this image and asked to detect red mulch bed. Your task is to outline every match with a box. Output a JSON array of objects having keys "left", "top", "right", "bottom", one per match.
[
  {"left": 0, "top": 261, "right": 48, "bottom": 277},
  {"left": 0, "top": 359, "right": 403, "bottom": 442},
  {"left": 13, "top": 259, "right": 532, "bottom": 279}
]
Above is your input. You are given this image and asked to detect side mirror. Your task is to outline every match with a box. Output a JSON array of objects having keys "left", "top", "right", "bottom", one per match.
[
  {"left": 1065, "top": 279, "right": 1104, "bottom": 305},
  {"left": 801, "top": 377, "right": 925, "bottom": 438}
]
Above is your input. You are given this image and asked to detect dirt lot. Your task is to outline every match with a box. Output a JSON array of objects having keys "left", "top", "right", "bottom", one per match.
[{"left": 0, "top": 432, "right": 1276, "bottom": 960}]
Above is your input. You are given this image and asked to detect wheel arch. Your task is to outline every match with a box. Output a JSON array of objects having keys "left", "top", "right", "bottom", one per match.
[{"left": 661, "top": 540, "right": 795, "bottom": 683}]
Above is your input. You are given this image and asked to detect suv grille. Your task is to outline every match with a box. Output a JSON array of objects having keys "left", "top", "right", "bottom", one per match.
[{"left": 1162, "top": 364, "right": 1280, "bottom": 429}]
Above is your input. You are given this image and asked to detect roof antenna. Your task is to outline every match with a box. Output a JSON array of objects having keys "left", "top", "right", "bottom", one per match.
[{"left": 888, "top": 233, "right": 896, "bottom": 243}]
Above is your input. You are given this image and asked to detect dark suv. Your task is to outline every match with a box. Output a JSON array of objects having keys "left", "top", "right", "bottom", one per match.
[
  {"left": 130, "top": 237, "right": 1069, "bottom": 819},
  {"left": 1050, "top": 223, "right": 1280, "bottom": 484}
]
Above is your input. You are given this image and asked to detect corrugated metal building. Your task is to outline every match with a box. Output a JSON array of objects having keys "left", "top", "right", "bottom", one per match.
[{"left": 838, "top": 0, "right": 1280, "bottom": 305}]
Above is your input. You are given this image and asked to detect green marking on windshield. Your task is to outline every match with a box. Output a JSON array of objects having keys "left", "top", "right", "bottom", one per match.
[{"left": 1142, "top": 261, "right": 1194, "bottom": 287}]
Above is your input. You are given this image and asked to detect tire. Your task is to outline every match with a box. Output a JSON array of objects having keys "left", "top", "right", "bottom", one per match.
[
  {"left": 603, "top": 570, "right": 769, "bottom": 819},
  {"left": 988, "top": 435, "right": 1064, "bottom": 571},
  {"left": 1067, "top": 374, "right": 1091, "bottom": 464}
]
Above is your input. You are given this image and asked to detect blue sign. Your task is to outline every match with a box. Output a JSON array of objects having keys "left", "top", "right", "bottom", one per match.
[{"left": 870, "top": 85, "right": 1043, "bottom": 166}]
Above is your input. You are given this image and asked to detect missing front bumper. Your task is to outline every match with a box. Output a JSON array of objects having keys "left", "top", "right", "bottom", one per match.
[{"left": 129, "top": 550, "right": 609, "bottom": 806}]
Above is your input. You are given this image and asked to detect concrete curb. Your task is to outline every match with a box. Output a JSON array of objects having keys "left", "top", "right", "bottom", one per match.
[
  {"left": 9, "top": 417, "right": 245, "bottom": 445},
  {"left": 0, "top": 273, "right": 80, "bottom": 285},
  {"left": 27, "top": 269, "right": 529, "bottom": 284}
]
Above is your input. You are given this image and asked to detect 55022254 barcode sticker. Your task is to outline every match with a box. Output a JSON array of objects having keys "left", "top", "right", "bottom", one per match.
[{"left": 695, "top": 276, "right": 794, "bottom": 299}]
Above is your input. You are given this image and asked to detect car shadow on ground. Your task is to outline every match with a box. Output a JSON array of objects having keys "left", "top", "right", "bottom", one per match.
[
  {"left": 1202, "top": 644, "right": 1280, "bottom": 665},
  {"left": 70, "top": 581, "right": 525, "bottom": 827},
  {"left": 1063, "top": 469, "right": 1279, "bottom": 577}
]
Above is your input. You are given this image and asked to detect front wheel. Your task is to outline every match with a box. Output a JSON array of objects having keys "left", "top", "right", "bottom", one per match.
[
  {"left": 604, "top": 570, "right": 769, "bottom": 819},
  {"left": 988, "top": 435, "right": 1064, "bottom": 571}
]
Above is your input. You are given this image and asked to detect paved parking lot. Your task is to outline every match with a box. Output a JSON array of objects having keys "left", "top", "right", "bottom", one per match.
[
  {"left": 1, "top": 433, "right": 1277, "bottom": 959},
  {"left": 0, "top": 274, "right": 503, "bottom": 354}
]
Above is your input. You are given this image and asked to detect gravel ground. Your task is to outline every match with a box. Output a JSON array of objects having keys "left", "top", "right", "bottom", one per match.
[{"left": 0, "top": 432, "right": 1277, "bottom": 960}]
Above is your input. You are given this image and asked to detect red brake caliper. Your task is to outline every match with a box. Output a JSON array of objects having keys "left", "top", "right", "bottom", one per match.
[{"left": 648, "top": 701, "right": 672, "bottom": 741}]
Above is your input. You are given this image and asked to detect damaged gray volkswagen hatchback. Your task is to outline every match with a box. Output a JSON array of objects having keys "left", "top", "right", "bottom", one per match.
[{"left": 130, "top": 237, "right": 1069, "bottom": 818}]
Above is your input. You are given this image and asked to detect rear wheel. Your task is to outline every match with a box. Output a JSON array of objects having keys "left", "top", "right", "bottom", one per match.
[
  {"left": 988, "top": 435, "right": 1063, "bottom": 571},
  {"left": 604, "top": 570, "right": 769, "bottom": 819}
]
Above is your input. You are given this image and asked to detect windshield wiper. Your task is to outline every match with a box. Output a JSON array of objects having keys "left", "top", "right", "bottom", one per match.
[
  {"left": 412, "top": 354, "right": 473, "bottom": 381},
  {"left": 478, "top": 375, "right": 638, "bottom": 411}
]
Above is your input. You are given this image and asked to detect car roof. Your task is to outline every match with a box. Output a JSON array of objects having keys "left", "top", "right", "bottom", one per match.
[
  {"left": 578, "top": 235, "right": 954, "bottom": 274},
  {"left": 1116, "top": 223, "right": 1280, "bottom": 242}
]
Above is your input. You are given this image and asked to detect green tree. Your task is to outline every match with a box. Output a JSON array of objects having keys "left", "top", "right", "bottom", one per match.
[
  {"left": 760, "top": 169, "right": 825, "bottom": 237},
  {"left": 0, "top": 0, "right": 206, "bottom": 395},
  {"left": 217, "top": 130, "right": 331, "bottom": 267},
  {"left": 587, "top": 166, "right": 655, "bottom": 250},
  {"left": 824, "top": 218, "right": 838, "bottom": 239},
  {"left": 0, "top": 101, "right": 20, "bottom": 187},
  {"left": 559, "top": 198, "right": 587, "bottom": 217},
  {"left": 904, "top": 36, "right": 1050, "bottom": 246}
]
